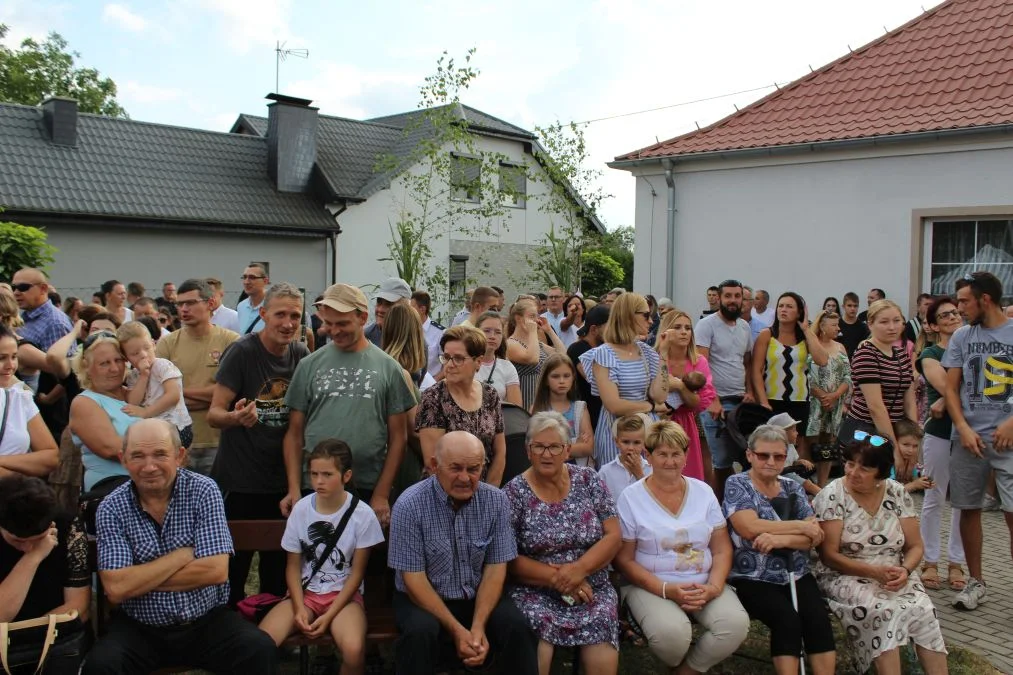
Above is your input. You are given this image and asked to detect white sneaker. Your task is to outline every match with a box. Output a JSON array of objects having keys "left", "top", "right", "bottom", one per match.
[
  {"left": 982, "top": 494, "right": 1001, "bottom": 511},
  {"left": 953, "top": 577, "right": 986, "bottom": 611}
]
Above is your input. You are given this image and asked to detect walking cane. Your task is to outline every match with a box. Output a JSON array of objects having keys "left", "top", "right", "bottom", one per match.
[{"left": 770, "top": 493, "right": 806, "bottom": 675}]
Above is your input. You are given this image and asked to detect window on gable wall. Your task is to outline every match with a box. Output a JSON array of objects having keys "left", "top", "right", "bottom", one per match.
[
  {"left": 499, "top": 162, "right": 526, "bottom": 209},
  {"left": 450, "top": 155, "right": 481, "bottom": 203},
  {"left": 927, "top": 219, "right": 1013, "bottom": 303}
]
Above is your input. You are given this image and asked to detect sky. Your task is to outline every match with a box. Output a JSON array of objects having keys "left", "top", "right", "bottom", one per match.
[{"left": 4, "top": 0, "right": 938, "bottom": 228}]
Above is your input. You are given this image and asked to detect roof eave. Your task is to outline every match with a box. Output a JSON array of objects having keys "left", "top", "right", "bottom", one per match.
[
  {"left": 608, "top": 122, "right": 1013, "bottom": 170},
  {"left": 5, "top": 208, "right": 340, "bottom": 235}
]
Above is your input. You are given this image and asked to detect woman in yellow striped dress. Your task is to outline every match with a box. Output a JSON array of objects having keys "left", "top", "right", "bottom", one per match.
[{"left": 751, "top": 292, "right": 829, "bottom": 462}]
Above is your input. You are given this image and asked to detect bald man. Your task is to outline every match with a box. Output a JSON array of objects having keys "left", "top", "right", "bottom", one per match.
[
  {"left": 84, "top": 420, "right": 276, "bottom": 675},
  {"left": 388, "top": 431, "right": 536, "bottom": 674},
  {"left": 12, "top": 267, "right": 71, "bottom": 352}
]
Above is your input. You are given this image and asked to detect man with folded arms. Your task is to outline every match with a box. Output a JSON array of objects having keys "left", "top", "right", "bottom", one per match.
[{"left": 82, "top": 419, "right": 276, "bottom": 674}]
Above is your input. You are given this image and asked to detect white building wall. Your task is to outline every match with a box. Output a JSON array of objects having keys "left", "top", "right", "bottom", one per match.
[
  {"left": 626, "top": 137, "right": 1013, "bottom": 317},
  {"left": 43, "top": 224, "right": 331, "bottom": 308}
]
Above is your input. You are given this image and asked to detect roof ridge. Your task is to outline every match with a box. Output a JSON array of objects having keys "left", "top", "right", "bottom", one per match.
[
  {"left": 240, "top": 110, "right": 406, "bottom": 131},
  {"left": 616, "top": 0, "right": 960, "bottom": 160}
]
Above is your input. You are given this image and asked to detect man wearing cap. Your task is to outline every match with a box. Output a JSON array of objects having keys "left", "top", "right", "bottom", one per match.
[
  {"left": 567, "top": 304, "right": 610, "bottom": 432},
  {"left": 283, "top": 283, "right": 418, "bottom": 526},
  {"left": 365, "top": 277, "right": 412, "bottom": 347}
]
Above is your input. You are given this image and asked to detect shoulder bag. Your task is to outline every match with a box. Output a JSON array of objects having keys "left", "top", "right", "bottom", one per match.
[{"left": 0, "top": 611, "right": 87, "bottom": 675}]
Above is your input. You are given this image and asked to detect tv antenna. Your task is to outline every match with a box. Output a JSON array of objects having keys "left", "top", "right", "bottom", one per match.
[{"left": 275, "top": 41, "right": 309, "bottom": 93}]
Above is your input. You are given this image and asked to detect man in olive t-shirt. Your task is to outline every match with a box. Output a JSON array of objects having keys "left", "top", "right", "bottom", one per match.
[
  {"left": 283, "top": 283, "right": 417, "bottom": 527},
  {"left": 156, "top": 278, "right": 239, "bottom": 475}
]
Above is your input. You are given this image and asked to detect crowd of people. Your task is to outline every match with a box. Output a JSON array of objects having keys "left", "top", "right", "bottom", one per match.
[{"left": 0, "top": 264, "right": 1011, "bottom": 675}]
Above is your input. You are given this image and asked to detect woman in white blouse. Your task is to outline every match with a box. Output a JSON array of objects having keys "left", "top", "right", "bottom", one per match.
[
  {"left": 475, "top": 311, "right": 523, "bottom": 406},
  {"left": 614, "top": 420, "right": 748, "bottom": 673},
  {"left": 0, "top": 325, "right": 58, "bottom": 476}
]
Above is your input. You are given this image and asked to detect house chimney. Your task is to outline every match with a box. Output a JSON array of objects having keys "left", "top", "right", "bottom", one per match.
[
  {"left": 265, "top": 93, "right": 318, "bottom": 193},
  {"left": 41, "top": 97, "right": 78, "bottom": 147}
]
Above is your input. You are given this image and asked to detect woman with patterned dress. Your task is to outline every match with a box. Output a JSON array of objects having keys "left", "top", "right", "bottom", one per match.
[
  {"left": 724, "top": 425, "right": 836, "bottom": 675},
  {"left": 579, "top": 293, "right": 668, "bottom": 467},
  {"left": 804, "top": 310, "right": 852, "bottom": 486},
  {"left": 507, "top": 298, "right": 565, "bottom": 410},
  {"left": 751, "top": 292, "right": 829, "bottom": 464},
  {"left": 504, "top": 412, "right": 622, "bottom": 675},
  {"left": 813, "top": 436, "right": 947, "bottom": 675}
]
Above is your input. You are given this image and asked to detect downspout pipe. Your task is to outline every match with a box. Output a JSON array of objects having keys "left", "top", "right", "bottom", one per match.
[{"left": 663, "top": 159, "right": 676, "bottom": 300}]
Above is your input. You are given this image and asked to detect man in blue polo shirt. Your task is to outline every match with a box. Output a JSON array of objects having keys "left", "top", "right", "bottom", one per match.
[{"left": 83, "top": 419, "right": 276, "bottom": 675}]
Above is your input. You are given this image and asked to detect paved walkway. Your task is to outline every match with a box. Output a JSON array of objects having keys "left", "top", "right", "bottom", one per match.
[{"left": 914, "top": 493, "right": 1012, "bottom": 674}]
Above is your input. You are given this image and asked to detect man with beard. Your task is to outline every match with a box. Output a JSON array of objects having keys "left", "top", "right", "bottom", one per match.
[
  {"left": 943, "top": 272, "right": 1013, "bottom": 612},
  {"left": 694, "top": 279, "right": 755, "bottom": 503},
  {"left": 207, "top": 282, "right": 310, "bottom": 606}
]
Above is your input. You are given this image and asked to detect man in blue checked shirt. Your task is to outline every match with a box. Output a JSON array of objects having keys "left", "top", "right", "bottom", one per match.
[
  {"left": 82, "top": 419, "right": 276, "bottom": 675},
  {"left": 388, "top": 431, "right": 537, "bottom": 674}
]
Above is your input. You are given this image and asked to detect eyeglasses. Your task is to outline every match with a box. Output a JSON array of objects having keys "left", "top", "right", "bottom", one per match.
[
  {"left": 174, "top": 299, "right": 206, "bottom": 309},
  {"left": 83, "top": 330, "right": 116, "bottom": 350},
  {"left": 240, "top": 275, "right": 266, "bottom": 281},
  {"left": 529, "top": 443, "right": 566, "bottom": 456},
  {"left": 854, "top": 430, "right": 890, "bottom": 447},
  {"left": 751, "top": 451, "right": 787, "bottom": 462},
  {"left": 547, "top": 295, "right": 563, "bottom": 300},
  {"left": 636, "top": 311, "right": 652, "bottom": 320},
  {"left": 935, "top": 310, "right": 960, "bottom": 320},
  {"left": 439, "top": 353, "right": 473, "bottom": 366},
  {"left": 11, "top": 282, "right": 39, "bottom": 293}
]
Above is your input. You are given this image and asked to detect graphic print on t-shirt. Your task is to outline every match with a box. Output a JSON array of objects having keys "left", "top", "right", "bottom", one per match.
[
  {"left": 312, "top": 366, "right": 377, "bottom": 400},
  {"left": 256, "top": 376, "right": 292, "bottom": 428},
  {"left": 965, "top": 340, "right": 1013, "bottom": 409},
  {"left": 300, "top": 520, "right": 350, "bottom": 587}
]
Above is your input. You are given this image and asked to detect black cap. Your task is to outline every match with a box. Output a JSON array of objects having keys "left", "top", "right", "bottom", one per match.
[{"left": 578, "top": 304, "right": 610, "bottom": 337}]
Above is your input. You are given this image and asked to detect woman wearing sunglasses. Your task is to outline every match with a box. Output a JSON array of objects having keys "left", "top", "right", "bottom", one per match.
[
  {"left": 812, "top": 432, "right": 947, "bottom": 675},
  {"left": 915, "top": 297, "right": 967, "bottom": 592},
  {"left": 839, "top": 299, "right": 918, "bottom": 476},
  {"left": 416, "top": 325, "right": 506, "bottom": 486},
  {"left": 67, "top": 331, "right": 139, "bottom": 493}
]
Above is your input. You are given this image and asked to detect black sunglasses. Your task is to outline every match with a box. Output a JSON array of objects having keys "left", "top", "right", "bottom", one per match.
[
  {"left": 82, "top": 330, "right": 117, "bottom": 350},
  {"left": 12, "top": 282, "right": 39, "bottom": 293}
]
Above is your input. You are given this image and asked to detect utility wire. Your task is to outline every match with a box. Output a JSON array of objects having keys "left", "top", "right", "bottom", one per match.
[{"left": 571, "top": 82, "right": 788, "bottom": 126}]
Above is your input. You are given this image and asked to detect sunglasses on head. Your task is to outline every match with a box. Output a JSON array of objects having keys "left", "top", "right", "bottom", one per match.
[
  {"left": 83, "top": 330, "right": 117, "bottom": 350},
  {"left": 853, "top": 430, "right": 890, "bottom": 447}
]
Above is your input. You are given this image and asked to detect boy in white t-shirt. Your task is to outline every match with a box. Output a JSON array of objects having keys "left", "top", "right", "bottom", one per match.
[
  {"left": 599, "top": 413, "right": 653, "bottom": 500},
  {"left": 768, "top": 412, "right": 819, "bottom": 496},
  {"left": 259, "top": 439, "right": 384, "bottom": 670}
]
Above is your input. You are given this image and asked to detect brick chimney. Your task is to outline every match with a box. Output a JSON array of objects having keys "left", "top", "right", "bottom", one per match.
[
  {"left": 265, "top": 93, "right": 318, "bottom": 193},
  {"left": 41, "top": 97, "right": 78, "bottom": 147}
]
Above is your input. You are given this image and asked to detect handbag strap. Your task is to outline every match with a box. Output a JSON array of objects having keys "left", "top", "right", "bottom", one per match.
[
  {"left": 303, "top": 494, "right": 359, "bottom": 590},
  {"left": 484, "top": 358, "right": 497, "bottom": 385},
  {"left": 31, "top": 615, "right": 58, "bottom": 675},
  {"left": 0, "top": 389, "right": 10, "bottom": 449},
  {"left": 0, "top": 612, "right": 77, "bottom": 675},
  {"left": 243, "top": 315, "right": 261, "bottom": 335}
]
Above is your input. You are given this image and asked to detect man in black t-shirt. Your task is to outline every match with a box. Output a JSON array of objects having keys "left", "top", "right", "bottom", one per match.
[
  {"left": 567, "top": 304, "right": 610, "bottom": 432},
  {"left": 838, "top": 291, "right": 870, "bottom": 358},
  {"left": 207, "top": 283, "right": 310, "bottom": 605}
]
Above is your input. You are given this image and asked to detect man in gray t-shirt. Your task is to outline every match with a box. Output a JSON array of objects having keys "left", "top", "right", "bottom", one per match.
[
  {"left": 693, "top": 280, "right": 756, "bottom": 503},
  {"left": 942, "top": 271, "right": 1013, "bottom": 612}
]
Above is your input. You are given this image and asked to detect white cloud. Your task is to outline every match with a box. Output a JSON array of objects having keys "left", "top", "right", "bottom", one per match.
[
  {"left": 195, "top": 0, "right": 298, "bottom": 53},
  {"left": 102, "top": 3, "right": 148, "bottom": 32},
  {"left": 121, "top": 81, "right": 183, "bottom": 104},
  {"left": 284, "top": 61, "right": 419, "bottom": 119}
]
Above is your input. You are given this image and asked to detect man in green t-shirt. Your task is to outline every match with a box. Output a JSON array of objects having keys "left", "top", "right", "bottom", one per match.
[{"left": 282, "top": 283, "right": 417, "bottom": 526}]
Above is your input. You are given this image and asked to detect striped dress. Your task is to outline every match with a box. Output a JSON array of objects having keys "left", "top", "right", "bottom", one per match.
[
  {"left": 510, "top": 339, "right": 551, "bottom": 410},
  {"left": 763, "top": 336, "right": 810, "bottom": 402},
  {"left": 579, "top": 342, "right": 660, "bottom": 466}
]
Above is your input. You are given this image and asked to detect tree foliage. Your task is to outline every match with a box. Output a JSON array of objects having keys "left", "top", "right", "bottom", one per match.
[
  {"left": 595, "top": 225, "right": 634, "bottom": 290},
  {"left": 376, "top": 48, "right": 519, "bottom": 311},
  {"left": 580, "top": 250, "right": 624, "bottom": 298},
  {"left": 0, "top": 24, "right": 127, "bottom": 117},
  {"left": 0, "top": 211, "right": 57, "bottom": 280},
  {"left": 516, "top": 120, "right": 611, "bottom": 292}
]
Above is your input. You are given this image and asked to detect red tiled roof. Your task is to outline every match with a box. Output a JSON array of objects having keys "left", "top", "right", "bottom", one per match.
[{"left": 615, "top": 0, "right": 1013, "bottom": 161}]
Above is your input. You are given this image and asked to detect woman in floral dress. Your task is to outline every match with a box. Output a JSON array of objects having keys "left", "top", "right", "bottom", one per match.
[
  {"left": 813, "top": 437, "right": 947, "bottom": 675},
  {"left": 504, "top": 412, "right": 622, "bottom": 675},
  {"left": 805, "top": 310, "right": 852, "bottom": 485}
]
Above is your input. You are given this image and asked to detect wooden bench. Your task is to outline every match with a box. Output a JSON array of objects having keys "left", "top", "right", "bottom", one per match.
[{"left": 90, "top": 519, "right": 398, "bottom": 675}]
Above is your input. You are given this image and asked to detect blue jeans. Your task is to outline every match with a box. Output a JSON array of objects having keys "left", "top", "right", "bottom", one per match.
[{"left": 701, "top": 398, "right": 741, "bottom": 470}]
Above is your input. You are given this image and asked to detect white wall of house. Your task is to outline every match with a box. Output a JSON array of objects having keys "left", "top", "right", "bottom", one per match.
[
  {"left": 626, "top": 134, "right": 1013, "bottom": 317},
  {"left": 336, "top": 133, "right": 580, "bottom": 319},
  {"left": 43, "top": 224, "right": 331, "bottom": 308}
]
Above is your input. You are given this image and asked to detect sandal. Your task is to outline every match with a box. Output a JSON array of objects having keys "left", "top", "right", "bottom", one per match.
[
  {"left": 948, "top": 564, "right": 967, "bottom": 591},
  {"left": 921, "top": 563, "right": 940, "bottom": 590}
]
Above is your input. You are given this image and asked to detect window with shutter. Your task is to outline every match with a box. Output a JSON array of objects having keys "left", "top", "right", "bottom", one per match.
[
  {"left": 499, "top": 162, "right": 526, "bottom": 208},
  {"left": 450, "top": 155, "right": 481, "bottom": 203}
]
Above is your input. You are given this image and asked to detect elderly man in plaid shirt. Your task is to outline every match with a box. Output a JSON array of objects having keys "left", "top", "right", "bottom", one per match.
[
  {"left": 82, "top": 419, "right": 276, "bottom": 675},
  {"left": 388, "top": 430, "right": 537, "bottom": 674}
]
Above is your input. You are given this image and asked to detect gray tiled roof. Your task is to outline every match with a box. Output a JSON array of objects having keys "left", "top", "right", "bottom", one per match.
[
  {"left": 0, "top": 103, "right": 337, "bottom": 230},
  {"left": 369, "top": 104, "right": 535, "bottom": 139}
]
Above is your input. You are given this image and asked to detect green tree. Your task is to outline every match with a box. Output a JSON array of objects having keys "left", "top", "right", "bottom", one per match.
[
  {"left": 0, "top": 211, "right": 58, "bottom": 280},
  {"left": 515, "top": 120, "right": 610, "bottom": 292},
  {"left": 376, "top": 48, "right": 519, "bottom": 311},
  {"left": 580, "top": 249, "right": 624, "bottom": 298},
  {"left": 0, "top": 24, "right": 127, "bottom": 117},
  {"left": 594, "top": 225, "right": 634, "bottom": 290}
]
